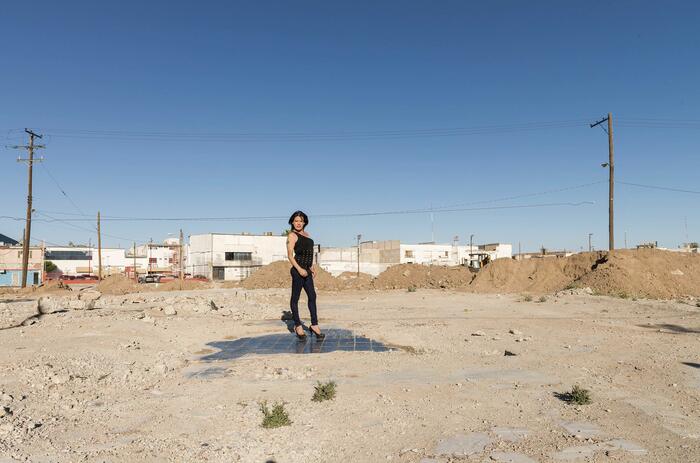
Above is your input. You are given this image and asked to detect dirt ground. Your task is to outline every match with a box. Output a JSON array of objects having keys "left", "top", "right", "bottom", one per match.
[{"left": 1, "top": 285, "right": 699, "bottom": 462}]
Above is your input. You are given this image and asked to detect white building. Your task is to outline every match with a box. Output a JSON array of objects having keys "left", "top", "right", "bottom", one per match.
[
  {"left": 319, "top": 240, "right": 512, "bottom": 276},
  {"left": 188, "top": 233, "right": 288, "bottom": 281},
  {"left": 319, "top": 241, "right": 400, "bottom": 276},
  {"left": 45, "top": 246, "right": 131, "bottom": 276}
]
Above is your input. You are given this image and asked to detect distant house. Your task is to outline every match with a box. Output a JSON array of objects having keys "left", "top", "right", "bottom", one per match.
[{"left": 0, "top": 245, "right": 43, "bottom": 286}]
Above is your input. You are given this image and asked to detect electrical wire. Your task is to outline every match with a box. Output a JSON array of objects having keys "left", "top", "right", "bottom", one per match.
[{"left": 39, "top": 162, "right": 86, "bottom": 216}]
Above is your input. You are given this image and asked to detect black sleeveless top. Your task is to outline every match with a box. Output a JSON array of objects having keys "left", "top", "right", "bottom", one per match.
[{"left": 293, "top": 231, "right": 314, "bottom": 269}]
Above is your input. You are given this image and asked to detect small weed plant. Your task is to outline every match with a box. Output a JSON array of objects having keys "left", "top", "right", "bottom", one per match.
[
  {"left": 556, "top": 385, "right": 592, "bottom": 405},
  {"left": 260, "top": 402, "right": 292, "bottom": 428},
  {"left": 312, "top": 381, "right": 337, "bottom": 402},
  {"left": 407, "top": 286, "right": 417, "bottom": 292},
  {"left": 523, "top": 295, "right": 533, "bottom": 302},
  {"left": 538, "top": 295, "right": 548, "bottom": 303}
]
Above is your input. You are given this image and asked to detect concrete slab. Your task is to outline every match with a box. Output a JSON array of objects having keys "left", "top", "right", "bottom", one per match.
[
  {"left": 434, "top": 432, "right": 491, "bottom": 456},
  {"left": 490, "top": 452, "right": 539, "bottom": 463}
]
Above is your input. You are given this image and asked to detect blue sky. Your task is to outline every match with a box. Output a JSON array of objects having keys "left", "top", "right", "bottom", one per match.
[{"left": 1, "top": 1, "right": 698, "bottom": 251}]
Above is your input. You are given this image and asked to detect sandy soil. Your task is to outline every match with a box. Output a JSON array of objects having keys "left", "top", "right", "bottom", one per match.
[{"left": 1, "top": 286, "right": 699, "bottom": 462}]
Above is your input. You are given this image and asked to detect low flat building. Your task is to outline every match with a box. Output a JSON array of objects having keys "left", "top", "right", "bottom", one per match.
[
  {"left": 188, "top": 232, "right": 288, "bottom": 281},
  {"left": 45, "top": 246, "right": 131, "bottom": 276},
  {"left": 319, "top": 240, "right": 512, "bottom": 276}
]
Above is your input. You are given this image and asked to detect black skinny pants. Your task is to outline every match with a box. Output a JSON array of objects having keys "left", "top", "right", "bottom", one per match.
[{"left": 290, "top": 267, "right": 318, "bottom": 327}]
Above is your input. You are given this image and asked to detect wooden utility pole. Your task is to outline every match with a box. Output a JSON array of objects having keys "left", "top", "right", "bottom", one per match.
[
  {"left": 356, "top": 234, "right": 362, "bottom": 277},
  {"left": 12, "top": 129, "right": 44, "bottom": 287},
  {"left": 97, "top": 211, "right": 102, "bottom": 280},
  {"left": 590, "top": 113, "right": 615, "bottom": 251},
  {"left": 179, "top": 229, "right": 184, "bottom": 290},
  {"left": 607, "top": 114, "right": 615, "bottom": 251}
]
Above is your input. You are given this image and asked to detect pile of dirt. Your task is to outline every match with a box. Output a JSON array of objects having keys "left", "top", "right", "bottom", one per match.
[
  {"left": 0, "top": 279, "right": 72, "bottom": 296},
  {"left": 468, "top": 253, "right": 599, "bottom": 295},
  {"left": 240, "top": 262, "right": 372, "bottom": 291},
  {"left": 97, "top": 274, "right": 141, "bottom": 295},
  {"left": 470, "top": 249, "right": 700, "bottom": 299},
  {"left": 336, "top": 272, "right": 374, "bottom": 290},
  {"left": 575, "top": 249, "right": 700, "bottom": 299},
  {"left": 373, "top": 263, "right": 474, "bottom": 290},
  {"left": 154, "top": 279, "right": 212, "bottom": 292}
]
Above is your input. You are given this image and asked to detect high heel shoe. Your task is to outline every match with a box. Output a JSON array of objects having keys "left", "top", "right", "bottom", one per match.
[
  {"left": 294, "top": 326, "right": 307, "bottom": 340},
  {"left": 309, "top": 325, "right": 325, "bottom": 340}
]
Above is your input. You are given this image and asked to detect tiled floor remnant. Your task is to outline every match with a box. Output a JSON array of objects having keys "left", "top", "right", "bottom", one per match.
[{"left": 199, "top": 328, "right": 398, "bottom": 361}]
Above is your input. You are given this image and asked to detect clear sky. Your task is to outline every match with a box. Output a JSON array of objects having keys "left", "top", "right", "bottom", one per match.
[{"left": 2, "top": 1, "right": 698, "bottom": 252}]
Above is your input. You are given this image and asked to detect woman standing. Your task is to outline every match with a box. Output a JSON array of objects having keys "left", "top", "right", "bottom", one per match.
[{"left": 287, "top": 210, "right": 325, "bottom": 340}]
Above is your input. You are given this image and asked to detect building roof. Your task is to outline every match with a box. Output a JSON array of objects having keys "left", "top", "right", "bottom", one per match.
[{"left": 0, "top": 233, "right": 19, "bottom": 246}]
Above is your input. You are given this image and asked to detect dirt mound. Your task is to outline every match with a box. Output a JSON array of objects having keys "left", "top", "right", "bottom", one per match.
[
  {"left": 469, "top": 249, "right": 700, "bottom": 299},
  {"left": 97, "top": 274, "right": 141, "bottom": 295},
  {"left": 373, "top": 263, "right": 474, "bottom": 290},
  {"left": 241, "top": 262, "right": 371, "bottom": 290},
  {"left": 576, "top": 249, "right": 700, "bottom": 299},
  {"left": 154, "top": 279, "right": 212, "bottom": 292},
  {"left": 240, "top": 261, "right": 292, "bottom": 289},
  {"left": 336, "top": 272, "right": 374, "bottom": 290},
  {"left": 0, "top": 279, "right": 73, "bottom": 296},
  {"left": 469, "top": 253, "right": 599, "bottom": 294}
]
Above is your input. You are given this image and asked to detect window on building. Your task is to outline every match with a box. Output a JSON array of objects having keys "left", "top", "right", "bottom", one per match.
[
  {"left": 405, "top": 250, "right": 414, "bottom": 258},
  {"left": 45, "top": 250, "right": 91, "bottom": 261},
  {"left": 444, "top": 251, "right": 449, "bottom": 257},
  {"left": 149, "top": 258, "right": 157, "bottom": 264},
  {"left": 225, "top": 252, "right": 252, "bottom": 261}
]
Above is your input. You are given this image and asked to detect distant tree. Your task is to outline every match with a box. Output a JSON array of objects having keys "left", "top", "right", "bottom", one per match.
[
  {"left": 44, "top": 260, "right": 57, "bottom": 272},
  {"left": 282, "top": 229, "right": 291, "bottom": 236},
  {"left": 689, "top": 242, "right": 699, "bottom": 249},
  {"left": 68, "top": 241, "right": 75, "bottom": 247}
]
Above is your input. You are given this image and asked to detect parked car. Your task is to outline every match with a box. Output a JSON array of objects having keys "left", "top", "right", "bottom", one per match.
[{"left": 139, "top": 274, "right": 161, "bottom": 284}]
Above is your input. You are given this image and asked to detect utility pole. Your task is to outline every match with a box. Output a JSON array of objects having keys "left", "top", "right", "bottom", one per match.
[
  {"left": 356, "top": 234, "right": 362, "bottom": 276},
  {"left": 133, "top": 242, "right": 137, "bottom": 282},
  {"left": 590, "top": 113, "right": 615, "bottom": 251},
  {"left": 179, "top": 229, "right": 184, "bottom": 290},
  {"left": 97, "top": 212, "right": 102, "bottom": 280},
  {"left": 588, "top": 233, "right": 593, "bottom": 252},
  {"left": 12, "top": 129, "right": 44, "bottom": 287}
]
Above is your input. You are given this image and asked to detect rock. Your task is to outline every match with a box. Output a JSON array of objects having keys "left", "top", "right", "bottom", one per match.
[
  {"left": 163, "top": 307, "right": 177, "bottom": 316},
  {"left": 209, "top": 300, "right": 219, "bottom": 311},
  {"left": 504, "top": 350, "right": 517, "bottom": 356},
  {"left": 0, "top": 406, "right": 11, "bottom": 418},
  {"left": 471, "top": 331, "right": 486, "bottom": 336},
  {"left": 67, "top": 299, "right": 88, "bottom": 310},
  {"left": 79, "top": 290, "right": 102, "bottom": 302},
  {"left": 670, "top": 269, "right": 684, "bottom": 276},
  {"left": 51, "top": 374, "right": 71, "bottom": 385},
  {"left": 154, "top": 364, "right": 168, "bottom": 375},
  {"left": 38, "top": 297, "right": 67, "bottom": 314},
  {"left": 509, "top": 329, "right": 523, "bottom": 336}
]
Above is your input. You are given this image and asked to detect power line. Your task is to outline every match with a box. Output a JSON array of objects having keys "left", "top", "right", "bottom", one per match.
[
  {"left": 39, "top": 162, "right": 86, "bottom": 216},
  {"left": 34, "top": 120, "right": 590, "bottom": 142},
  {"left": 618, "top": 181, "right": 700, "bottom": 195},
  {"left": 24, "top": 201, "right": 594, "bottom": 223}
]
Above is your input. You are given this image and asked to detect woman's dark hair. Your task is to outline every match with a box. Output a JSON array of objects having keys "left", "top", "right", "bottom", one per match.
[{"left": 288, "top": 210, "right": 309, "bottom": 229}]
